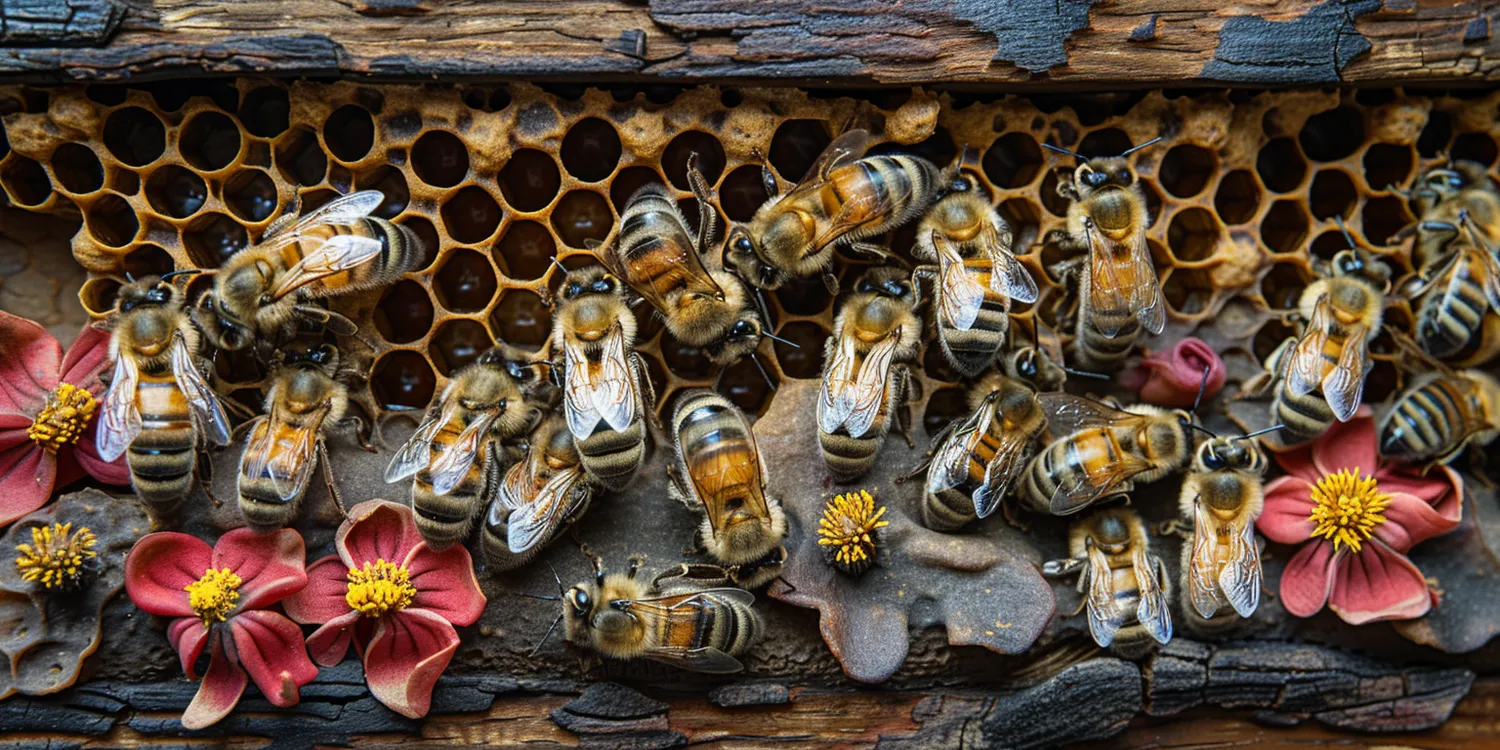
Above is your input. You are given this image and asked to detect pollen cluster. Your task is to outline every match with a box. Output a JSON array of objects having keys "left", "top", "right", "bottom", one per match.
[
  {"left": 1308, "top": 468, "right": 1392, "bottom": 553},
  {"left": 14, "top": 522, "right": 97, "bottom": 590},
  {"left": 184, "top": 567, "right": 243, "bottom": 625},
  {"left": 818, "top": 489, "right": 888, "bottom": 576},
  {"left": 345, "top": 559, "right": 416, "bottom": 618},
  {"left": 27, "top": 383, "right": 97, "bottom": 453}
]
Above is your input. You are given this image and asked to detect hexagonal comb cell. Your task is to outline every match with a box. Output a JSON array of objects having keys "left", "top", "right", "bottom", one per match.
[
  {"left": 1158, "top": 144, "right": 1217, "bottom": 198},
  {"left": 433, "top": 249, "right": 497, "bottom": 313},
  {"left": 180, "top": 112, "right": 242, "bottom": 171},
  {"left": 1299, "top": 107, "right": 1364, "bottom": 162},
  {"left": 663, "top": 131, "right": 726, "bottom": 190},
  {"left": 86, "top": 194, "right": 140, "bottom": 248},
  {"left": 551, "top": 190, "right": 612, "bottom": 248},
  {"left": 1257, "top": 138, "right": 1306, "bottom": 193},
  {"left": 561, "top": 118, "right": 622, "bottom": 183},
  {"left": 145, "top": 166, "right": 207, "bottom": 219},
  {"left": 494, "top": 220, "right": 555, "bottom": 280},
  {"left": 983, "top": 133, "right": 1043, "bottom": 189},
  {"left": 51, "top": 144, "right": 103, "bottom": 194},
  {"left": 373, "top": 280, "right": 435, "bottom": 344},
  {"left": 1213, "top": 170, "right": 1261, "bottom": 225},
  {"left": 769, "top": 119, "right": 831, "bottom": 182},
  {"left": 182, "top": 212, "right": 248, "bottom": 268},
  {"left": 488, "top": 290, "right": 550, "bottom": 348},
  {"left": 1261, "top": 199, "right": 1309, "bottom": 255},
  {"left": 442, "top": 186, "right": 503, "bottom": 244},
  {"left": 324, "top": 105, "right": 375, "bottom": 163},
  {"left": 411, "top": 130, "right": 469, "bottom": 188},
  {"left": 429, "top": 318, "right": 493, "bottom": 376},
  {"left": 372, "top": 350, "right": 436, "bottom": 410},
  {"left": 240, "top": 87, "right": 290, "bottom": 139},
  {"left": 223, "top": 169, "right": 278, "bottom": 223},
  {"left": 499, "top": 149, "right": 561, "bottom": 213},
  {"left": 1, "top": 156, "right": 51, "bottom": 206},
  {"left": 1166, "top": 207, "right": 1219, "bottom": 262},
  {"left": 1363, "top": 143, "right": 1412, "bottom": 192},
  {"left": 103, "top": 107, "right": 165, "bottom": 167},
  {"left": 276, "top": 127, "right": 327, "bottom": 186}
]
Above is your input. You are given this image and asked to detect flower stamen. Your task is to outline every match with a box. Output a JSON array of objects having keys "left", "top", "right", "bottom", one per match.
[
  {"left": 346, "top": 559, "right": 416, "bottom": 618},
  {"left": 185, "top": 568, "right": 242, "bottom": 626},
  {"left": 1308, "top": 467, "right": 1391, "bottom": 553},
  {"left": 28, "top": 383, "right": 97, "bottom": 453},
  {"left": 15, "top": 522, "right": 97, "bottom": 590},
  {"left": 817, "top": 489, "right": 888, "bottom": 576}
]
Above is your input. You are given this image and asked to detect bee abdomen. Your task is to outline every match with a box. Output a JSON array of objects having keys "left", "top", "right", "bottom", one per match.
[
  {"left": 1417, "top": 287, "right": 1485, "bottom": 359},
  {"left": 922, "top": 488, "right": 978, "bottom": 531},
  {"left": 1076, "top": 314, "right": 1140, "bottom": 370},
  {"left": 818, "top": 430, "right": 880, "bottom": 483},
  {"left": 940, "top": 301, "right": 1009, "bottom": 377},
  {"left": 1019, "top": 441, "right": 1064, "bottom": 514},
  {"left": 1273, "top": 386, "right": 1335, "bottom": 443},
  {"left": 578, "top": 420, "right": 646, "bottom": 490},
  {"left": 127, "top": 428, "right": 196, "bottom": 504},
  {"left": 702, "top": 594, "right": 759, "bottom": 656},
  {"left": 1380, "top": 381, "right": 1465, "bottom": 462},
  {"left": 848, "top": 156, "right": 940, "bottom": 239}
]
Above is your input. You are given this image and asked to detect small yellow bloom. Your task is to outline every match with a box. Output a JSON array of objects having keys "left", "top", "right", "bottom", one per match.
[
  {"left": 185, "top": 568, "right": 242, "bottom": 626},
  {"left": 28, "top": 383, "right": 97, "bottom": 453},
  {"left": 346, "top": 559, "right": 416, "bottom": 618},
  {"left": 15, "top": 522, "right": 97, "bottom": 590},
  {"left": 818, "top": 489, "right": 888, "bottom": 576},
  {"left": 1308, "top": 468, "right": 1391, "bottom": 554}
]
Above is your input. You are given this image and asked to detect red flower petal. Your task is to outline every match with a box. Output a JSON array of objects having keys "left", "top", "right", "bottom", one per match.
[
  {"left": 404, "top": 543, "right": 486, "bottom": 627},
  {"left": 305, "top": 610, "right": 363, "bottom": 667},
  {"left": 1126, "top": 338, "right": 1226, "bottom": 409},
  {"left": 361, "top": 608, "right": 461, "bottom": 719},
  {"left": 229, "top": 610, "right": 319, "bottom": 707},
  {"left": 1256, "top": 475, "right": 1317, "bottom": 544},
  {"left": 284, "top": 555, "right": 354, "bottom": 625},
  {"left": 1374, "top": 490, "right": 1463, "bottom": 554},
  {"left": 167, "top": 617, "right": 209, "bottom": 680},
  {"left": 1378, "top": 463, "right": 1462, "bottom": 507},
  {"left": 1309, "top": 410, "right": 1377, "bottom": 477},
  {"left": 212, "top": 528, "right": 307, "bottom": 611},
  {"left": 57, "top": 325, "right": 113, "bottom": 395},
  {"left": 1268, "top": 438, "right": 1319, "bottom": 484},
  {"left": 181, "top": 635, "right": 248, "bottom": 730},
  {"left": 0, "top": 437, "right": 55, "bottom": 528},
  {"left": 337, "top": 500, "right": 423, "bottom": 569},
  {"left": 1328, "top": 538, "right": 1433, "bottom": 625},
  {"left": 125, "top": 532, "right": 214, "bottom": 618},
  {"left": 0, "top": 311, "right": 61, "bottom": 414},
  {"left": 71, "top": 416, "right": 131, "bottom": 486},
  {"left": 1278, "top": 539, "right": 1340, "bottom": 617}
]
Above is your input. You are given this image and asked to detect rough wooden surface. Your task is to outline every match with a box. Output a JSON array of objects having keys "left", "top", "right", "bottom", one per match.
[{"left": 0, "top": 0, "right": 1495, "bottom": 86}]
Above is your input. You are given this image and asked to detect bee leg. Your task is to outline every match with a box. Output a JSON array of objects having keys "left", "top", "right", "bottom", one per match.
[
  {"left": 910, "top": 265, "right": 938, "bottom": 312},
  {"left": 626, "top": 555, "right": 646, "bottom": 579},
  {"left": 896, "top": 369, "right": 916, "bottom": 450},
  {"left": 1153, "top": 519, "right": 1190, "bottom": 539},
  {"left": 220, "top": 396, "right": 259, "bottom": 422},
  {"left": 195, "top": 454, "right": 222, "bottom": 507},
  {"left": 318, "top": 439, "right": 348, "bottom": 520},
  {"left": 342, "top": 415, "right": 381, "bottom": 454},
  {"left": 232, "top": 414, "right": 267, "bottom": 442},
  {"left": 1000, "top": 498, "right": 1030, "bottom": 533},
  {"left": 821, "top": 270, "right": 841, "bottom": 297}
]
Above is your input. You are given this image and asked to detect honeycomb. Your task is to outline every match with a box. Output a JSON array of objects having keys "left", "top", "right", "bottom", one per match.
[{"left": 1, "top": 82, "right": 1497, "bottom": 429}]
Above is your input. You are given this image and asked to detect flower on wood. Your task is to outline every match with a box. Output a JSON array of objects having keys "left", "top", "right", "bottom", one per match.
[{"left": 1121, "top": 337, "right": 1226, "bottom": 408}]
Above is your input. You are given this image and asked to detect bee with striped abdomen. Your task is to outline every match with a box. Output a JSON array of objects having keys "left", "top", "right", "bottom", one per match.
[
  {"left": 1402, "top": 160, "right": 1500, "bottom": 271},
  {"left": 97, "top": 275, "right": 231, "bottom": 510},
  {"left": 670, "top": 390, "right": 787, "bottom": 589},
  {"left": 481, "top": 414, "right": 594, "bottom": 571},
  {"left": 818, "top": 268, "right": 922, "bottom": 483},
  {"left": 550, "top": 267, "right": 652, "bottom": 490},
  {"left": 1044, "top": 140, "right": 1166, "bottom": 371},
  {"left": 1044, "top": 506, "right": 1172, "bottom": 657},
  {"left": 912, "top": 168, "right": 1039, "bottom": 377},
  {"left": 1411, "top": 211, "right": 1500, "bottom": 365},
  {"left": 726, "top": 128, "right": 940, "bottom": 294},
  {"left": 194, "top": 190, "right": 424, "bottom": 351},
  {"left": 1177, "top": 430, "right": 1277, "bottom": 631},
  {"left": 1377, "top": 330, "right": 1500, "bottom": 466}
]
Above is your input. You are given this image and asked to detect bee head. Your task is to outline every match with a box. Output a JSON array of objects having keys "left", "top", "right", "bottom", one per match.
[
  {"left": 704, "top": 315, "right": 764, "bottom": 367},
  {"left": 560, "top": 268, "right": 620, "bottom": 301},
  {"left": 117, "top": 276, "right": 179, "bottom": 313},
  {"left": 726, "top": 226, "right": 786, "bottom": 290},
  {"left": 1088, "top": 511, "right": 1132, "bottom": 549},
  {"left": 854, "top": 268, "right": 914, "bottom": 302},
  {"left": 1074, "top": 157, "right": 1135, "bottom": 194}
]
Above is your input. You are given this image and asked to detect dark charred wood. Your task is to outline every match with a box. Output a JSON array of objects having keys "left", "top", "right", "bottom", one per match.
[{"left": 0, "top": 0, "right": 126, "bottom": 48}]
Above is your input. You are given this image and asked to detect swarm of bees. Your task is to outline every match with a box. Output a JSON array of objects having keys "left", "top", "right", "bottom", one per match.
[{"left": 91, "top": 123, "right": 1500, "bottom": 672}]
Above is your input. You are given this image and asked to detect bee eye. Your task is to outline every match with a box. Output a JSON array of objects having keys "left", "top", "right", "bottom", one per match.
[
  {"left": 1087, "top": 171, "right": 1107, "bottom": 187},
  {"left": 732, "top": 320, "right": 755, "bottom": 337},
  {"left": 566, "top": 283, "right": 581, "bottom": 297},
  {"left": 1449, "top": 176, "right": 1464, "bottom": 188},
  {"left": 760, "top": 267, "right": 777, "bottom": 285},
  {"left": 1018, "top": 354, "right": 1036, "bottom": 376},
  {"left": 1117, "top": 170, "right": 1133, "bottom": 186},
  {"left": 857, "top": 280, "right": 874, "bottom": 293},
  {"left": 734, "top": 236, "right": 753, "bottom": 253}
]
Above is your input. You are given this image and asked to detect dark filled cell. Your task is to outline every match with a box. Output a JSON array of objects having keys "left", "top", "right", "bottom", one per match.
[
  {"left": 372, "top": 279, "right": 435, "bottom": 344},
  {"left": 182, "top": 212, "right": 249, "bottom": 268},
  {"left": 1310, "top": 229, "right": 1352, "bottom": 262},
  {"left": 103, "top": 107, "right": 166, "bottom": 167},
  {"left": 79, "top": 278, "right": 122, "bottom": 316},
  {"left": 214, "top": 345, "right": 266, "bottom": 385},
  {"left": 770, "top": 321, "right": 827, "bottom": 379},
  {"left": 371, "top": 351, "right": 436, "bottom": 411},
  {"left": 51, "top": 143, "right": 104, "bottom": 194},
  {"left": 1256, "top": 138, "right": 1306, "bottom": 193},
  {"left": 0, "top": 156, "right": 51, "bottom": 206},
  {"left": 180, "top": 111, "right": 242, "bottom": 171},
  {"left": 1361, "top": 195, "right": 1411, "bottom": 246},
  {"left": 982, "top": 133, "right": 1043, "bottom": 189},
  {"left": 1451, "top": 132, "right": 1498, "bottom": 167},
  {"left": 1362, "top": 143, "right": 1413, "bottom": 192},
  {"left": 1166, "top": 207, "right": 1219, "bottom": 262},
  {"left": 142, "top": 80, "right": 237, "bottom": 112},
  {"left": 1158, "top": 144, "right": 1216, "bottom": 198},
  {"left": 769, "top": 120, "right": 831, "bottom": 183},
  {"left": 429, "top": 318, "right": 495, "bottom": 376},
  {"left": 1416, "top": 112, "right": 1452, "bottom": 158},
  {"left": 240, "top": 87, "right": 291, "bottom": 138},
  {"left": 561, "top": 118, "right": 622, "bottom": 182},
  {"left": 85, "top": 85, "right": 128, "bottom": 107},
  {"left": 357, "top": 166, "right": 409, "bottom": 219},
  {"left": 1363, "top": 359, "right": 1399, "bottom": 404},
  {"left": 923, "top": 387, "right": 969, "bottom": 437},
  {"left": 223, "top": 169, "right": 278, "bottom": 223},
  {"left": 1299, "top": 107, "right": 1365, "bottom": 162},
  {"left": 551, "top": 190, "right": 612, "bottom": 248},
  {"left": 775, "top": 276, "right": 834, "bottom": 316},
  {"left": 1213, "top": 169, "right": 1261, "bottom": 225},
  {"left": 1253, "top": 318, "right": 1295, "bottom": 363},
  {"left": 397, "top": 215, "right": 440, "bottom": 272},
  {"left": 718, "top": 355, "right": 773, "bottom": 416},
  {"left": 1260, "top": 199, "right": 1309, "bottom": 255},
  {"left": 1039, "top": 170, "right": 1069, "bottom": 217},
  {"left": 1161, "top": 268, "right": 1212, "bottom": 315},
  {"left": 488, "top": 290, "right": 550, "bottom": 347},
  {"left": 146, "top": 166, "right": 208, "bottom": 219},
  {"left": 434, "top": 249, "right": 498, "bottom": 313},
  {"left": 328, "top": 164, "right": 353, "bottom": 194},
  {"left": 1260, "top": 262, "right": 1310, "bottom": 309},
  {"left": 275, "top": 127, "right": 327, "bottom": 186},
  {"left": 494, "top": 220, "right": 556, "bottom": 280},
  {"left": 499, "top": 149, "right": 561, "bottom": 212},
  {"left": 608, "top": 166, "right": 663, "bottom": 213},
  {"left": 870, "top": 127, "right": 957, "bottom": 169},
  {"left": 1309, "top": 169, "right": 1357, "bottom": 220},
  {"left": 441, "top": 186, "right": 503, "bottom": 243},
  {"left": 122, "top": 245, "right": 174, "bottom": 279},
  {"left": 663, "top": 131, "right": 726, "bottom": 191},
  {"left": 660, "top": 337, "right": 714, "bottom": 379},
  {"left": 1077, "top": 128, "right": 1132, "bottom": 158},
  {"left": 324, "top": 105, "right": 375, "bottom": 162},
  {"left": 411, "top": 130, "right": 469, "bottom": 188},
  {"left": 86, "top": 193, "right": 140, "bottom": 248},
  {"left": 998, "top": 198, "right": 1042, "bottom": 254},
  {"left": 720, "top": 165, "right": 769, "bottom": 222}
]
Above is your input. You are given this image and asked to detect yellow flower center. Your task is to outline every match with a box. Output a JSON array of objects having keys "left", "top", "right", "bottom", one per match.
[
  {"left": 817, "top": 489, "right": 889, "bottom": 571},
  {"left": 28, "top": 383, "right": 97, "bottom": 453},
  {"left": 15, "top": 522, "right": 97, "bottom": 590},
  {"left": 185, "top": 568, "right": 242, "bottom": 626},
  {"left": 345, "top": 559, "right": 416, "bottom": 618},
  {"left": 1308, "top": 468, "right": 1391, "bottom": 553}
]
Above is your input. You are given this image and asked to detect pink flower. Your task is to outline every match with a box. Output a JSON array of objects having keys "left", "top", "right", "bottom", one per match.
[
  {"left": 124, "top": 528, "right": 318, "bottom": 729},
  {"left": 1255, "top": 408, "right": 1462, "bottom": 625},
  {"left": 0, "top": 311, "right": 129, "bottom": 527},
  {"left": 284, "top": 500, "right": 486, "bottom": 719},
  {"left": 1121, "top": 337, "right": 1226, "bottom": 408}
]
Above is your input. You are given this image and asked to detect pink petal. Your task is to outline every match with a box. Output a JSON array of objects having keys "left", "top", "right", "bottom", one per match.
[
  {"left": 57, "top": 325, "right": 113, "bottom": 395},
  {"left": 284, "top": 555, "right": 354, "bottom": 625},
  {"left": 181, "top": 635, "right": 248, "bottom": 730},
  {"left": 1129, "top": 338, "right": 1226, "bottom": 408},
  {"left": 1378, "top": 463, "right": 1462, "bottom": 508},
  {"left": 229, "top": 610, "right": 319, "bottom": 707},
  {"left": 0, "top": 310, "right": 61, "bottom": 414},
  {"left": 1373, "top": 491, "right": 1463, "bottom": 554},
  {"left": 403, "top": 543, "right": 486, "bottom": 627},
  {"left": 167, "top": 617, "right": 209, "bottom": 680},
  {"left": 212, "top": 528, "right": 307, "bottom": 611},
  {"left": 337, "top": 500, "right": 423, "bottom": 569},
  {"left": 125, "top": 532, "right": 214, "bottom": 618},
  {"left": 1310, "top": 410, "right": 1378, "bottom": 477},
  {"left": 1256, "top": 476, "right": 1317, "bottom": 544},
  {"left": 305, "top": 610, "right": 363, "bottom": 667},
  {"left": 1328, "top": 539, "right": 1433, "bottom": 625},
  {"left": 71, "top": 416, "right": 131, "bottom": 486},
  {"left": 362, "top": 608, "right": 461, "bottom": 719},
  {"left": 1278, "top": 539, "right": 1340, "bottom": 617},
  {"left": 0, "top": 437, "right": 54, "bottom": 528},
  {"left": 1268, "top": 439, "right": 1319, "bottom": 484}
]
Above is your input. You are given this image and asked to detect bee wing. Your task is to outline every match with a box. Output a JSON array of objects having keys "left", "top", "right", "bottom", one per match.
[
  {"left": 428, "top": 410, "right": 501, "bottom": 496},
  {"left": 811, "top": 190, "right": 893, "bottom": 256},
  {"left": 1286, "top": 293, "right": 1332, "bottom": 398},
  {"left": 1084, "top": 220, "right": 1163, "bottom": 337},
  {"left": 1036, "top": 392, "right": 1140, "bottom": 437},
  {"left": 268, "top": 417, "right": 324, "bottom": 502},
  {"left": 972, "top": 427, "right": 1034, "bottom": 520},
  {"left": 601, "top": 230, "right": 722, "bottom": 316},
  {"left": 268, "top": 233, "right": 387, "bottom": 301},
  {"left": 1219, "top": 519, "right": 1262, "bottom": 619},
  {"left": 506, "top": 466, "right": 587, "bottom": 554},
  {"left": 1085, "top": 542, "right": 1124, "bottom": 648},
  {"left": 385, "top": 401, "right": 453, "bottom": 482},
  {"left": 562, "top": 335, "right": 603, "bottom": 439},
  {"left": 1467, "top": 245, "right": 1500, "bottom": 314},
  {"left": 1048, "top": 437, "right": 1150, "bottom": 515},
  {"left": 841, "top": 332, "right": 902, "bottom": 439},
  {"left": 818, "top": 335, "right": 858, "bottom": 435},
  {"left": 1322, "top": 323, "right": 1369, "bottom": 422},
  {"left": 1133, "top": 547, "right": 1173, "bottom": 644},
  {"left": 934, "top": 234, "right": 987, "bottom": 331},
  {"left": 984, "top": 217, "right": 1039, "bottom": 304},
  {"left": 96, "top": 354, "right": 141, "bottom": 463},
  {"left": 1188, "top": 497, "right": 1224, "bottom": 620},
  {"left": 696, "top": 438, "right": 771, "bottom": 534},
  {"left": 1032, "top": 318, "right": 1067, "bottom": 374},
  {"left": 169, "top": 336, "right": 230, "bottom": 447},
  {"left": 926, "top": 397, "right": 994, "bottom": 494},
  {"left": 784, "top": 129, "right": 872, "bottom": 199},
  {"left": 629, "top": 590, "right": 754, "bottom": 674},
  {"left": 498, "top": 458, "right": 533, "bottom": 510},
  {"left": 261, "top": 190, "right": 382, "bottom": 246},
  {"left": 591, "top": 327, "right": 638, "bottom": 433}
]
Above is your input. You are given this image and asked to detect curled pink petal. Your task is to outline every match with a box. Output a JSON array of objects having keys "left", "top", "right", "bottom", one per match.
[
  {"left": 181, "top": 636, "right": 248, "bottom": 730},
  {"left": 1256, "top": 475, "right": 1318, "bottom": 545},
  {"left": 362, "top": 608, "right": 461, "bottom": 719},
  {"left": 1373, "top": 491, "right": 1463, "bottom": 554},
  {"left": 125, "top": 532, "right": 214, "bottom": 618},
  {"left": 1309, "top": 409, "right": 1377, "bottom": 477},
  {"left": 0, "top": 310, "right": 61, "bottom": 413},
  {"left": 284, "top": 555, "right": 354, "bottom": 625},
  {"left": 1125, "top": 338, "right": 1226, "bottom": 408},
  {"left": 212, "top": 528, "right": 307, "bottom": 611},
  {"left": 1266, "top": 438, "right": 1319, "bottom": 484},
  {"left": 167, "top": 617, "right": 209, "bottom": 681},
  {"left": 57, "top": 325, "right": 113, "bottom": 395},
  {"left": 337, "top": 500, "right": 423, "bottom": 568},
  {"left": 305, "top": 610, "right": 363, "bottom": 667},
  {"left": 71, "top": 416, "right": 131, "bottom": 486},
  {"left": 1378, "top": 463, "right": 1462, "bottom": 509},
  {"left": 404, "top": 543, "right": 487, "bottom": 627},
  {"left": 1328, "top": 539, "right": 1433, "bottom": 625},
  {"left": 0, "top": 438, "right": 55, "bottom": 528},
  {"left": 1278, "top": 539, "right": 1340, "bottom": 618},
  {"left": 229, "top": 609, "right": 319, "bottom": 707}
]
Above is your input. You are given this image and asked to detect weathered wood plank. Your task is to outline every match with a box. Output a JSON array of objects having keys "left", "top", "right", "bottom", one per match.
[{"left": 0, "top": 0, "right": 1494, "bottom": 86}]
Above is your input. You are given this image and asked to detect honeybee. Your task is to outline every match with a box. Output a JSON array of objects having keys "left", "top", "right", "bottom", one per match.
[
  {"left": 1412, "top": 211, "right": 1500, "bottom": 364},
  {"left": 601, "top": 155, "right": 766, "bottom": 366},
  {"left": 913, "top": 169, "right": 1039, "bottom": 377},
  {"left": 550, "top": 267, "right": 652, "bottom": 490},
  {"left": 96, "top": 275, "right": 231, "bottom": 509},
  {"left": 669, "top": 390, "right": 787, "bottom": 589},
  {"left": 480, "top": 414, "right": 594, "bottom": 571},
  {"left": 194, "top": 190, "right": 424, "bottom": 350},
  {"left": 912, "top": 373, "right": 1047, "bottom": 531},
  {"left": 562, "top": 553, "right": 759, "bottom": 674},
  {"left": 726, "top": 128, "right": 940, "bottom": 293},
  {"left": 818, "top": 268, "right": 922, "bottom": 483},
  {"left": 1018, "top": 394, "right": 1193, "bottom": 516},
  {"left": 1044, "top": 140, "right": 1165, "bottom": 371},
  {"left": 1177, "top": 433, "right": 1275, "bottom": 626},
  {"left": 1000, "top": 317, "right": 1083, "bottom": 392},
  {"left": 1043, "top": 507, "right": 1172, "bottom": 656},
  {"left": 385, "top": 348, "right": 544, "bottom": 549},
  {"left": 1403, "top": 160, "right": 1500, "bottom": 271},
  {"left": 238, "top": 343, "right": 365, "bottom": 530},
  {"left": 1377, "top": 330, "right": 1500, "bottom": 466}
]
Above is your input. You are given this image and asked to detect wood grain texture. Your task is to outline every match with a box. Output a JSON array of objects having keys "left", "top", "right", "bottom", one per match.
[{"left": 0, "top": 0, "right": 1495, "bottom": 85}]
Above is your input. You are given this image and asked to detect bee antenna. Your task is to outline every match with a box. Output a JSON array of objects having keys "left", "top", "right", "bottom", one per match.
[
  {"left": 1119, "top": 136, "right": 1164, "bottom": 157},
  {"left": 750, "top": 353, "right": 778, "bottom": 392},
  {"left": 761, "top": 330, "right": 801, "bottom": 349},
  {"left": 551, "top": 257, "right": 569, "bottom": 275},
  {"left": 547, "top": 561, "right": 565, "bottom": 598},
  {"left": 1040, "top": 142, "right": 1084, "bottom": 160},
  {"left": 1334, "top": 215, "right": 1357, "bottom": 250},
  {"left": 1183, "top": 421, "right": 1219, "bottom": 439},
  {"left": 124, "top": 271, "right": 136, "bottom": 283},
  {"left": 529, "top": 612, "right": 564, "bottom": 659},
  {"left": 160, "top": 268, "right": 204, "bottom": 282},
  {"left": 1237, "top": 424, "right": 1286, "bottom": 441},
  {"left": 513, "top": 592, "right": 561, "bottom": 601},
  {"left": 1062, "top": 366, "right": 1110, "bottom": 381},
  {"left": 1459, "top": 209, "right": 1494, "bottom": 253},
  {"left": 1191, "top": 365, "right": 1211, "bottom": 414}
]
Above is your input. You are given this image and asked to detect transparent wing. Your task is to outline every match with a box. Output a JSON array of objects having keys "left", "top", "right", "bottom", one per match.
[
  {"left": 269, "top": 233, "right": 386, "bottom": 301},
  {"left": 385, "top": 400, "right": 455, "bottom": 482},
  {"left": 927, "top": 397, "right": 994, "bottom": 494},
  {"left": 818, "top": 335, "right": 858, "bottom": 435},
  {"left": 506, "top": 466, "right": 587, "bottom": 554},
  {"left": 841, "top": 333, "right": 901, "bottom": 439},
  {"left": 1085, "top": 543, "right": 1123, "bottom": 648},
  {"left": 811, "top": 189, "right": 894, "bottom": 255},
  {"left": 935, "top": 234, "right": 986, "bottom": 331},
  {"left": 170, "top": 337, "right": 230, "bottom": 447},
  {"left": 268, "top": 419, "right": 323, "bottom": 502},
  {"left": 498, "top": 455, "right": 537, "bottom": 510},
  {"left": 1286, "top": 293, "right": 1332, "bottom": 398},
  {"left": 972, "top": 425, "right": 1036, "bottom": 519},
  {"left": 96, "top": 354, "right": 141, "bottom": 463},
  {"left": 984, "top": 216, "right": 1039, "bottom": 304},
  {"left": 1048, "top": 436, "right": 1150, "bottom": 515},
  {"left": 1134, "top": 548, "right": 1173, "bottom": 645},
  {"left": 592, "top": 327, "right": 638, "bottom": 433},
  {"left": 783, "top": 129, "right": 872, "bottom": 200},
  {"left": 1036, "top": 392, "right": 1141, "bottom": 438},
  {"left": 1322, "top": 325, "right": 1368, "bottom": 422},
  {"left": 1085, "top": 219, "right": 1163, "bottom": 336},
  {"left": 1188, "top": 497, "right": 1223, "bottom": 620},
  {"left": 263, "top": 190, "right": 382, "bottom": 247},
  {"left": 239, "top": 416, "right": 274, "bottom": 489},
  {"left": 1219, "top": 519, "right": 1262, "bottom": 619},
  {"left": 428, "top": 410, "right": 500, "bottom": 496},
  {"left": 563, "top": 335, "right": 603, "bottom": 439}
]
